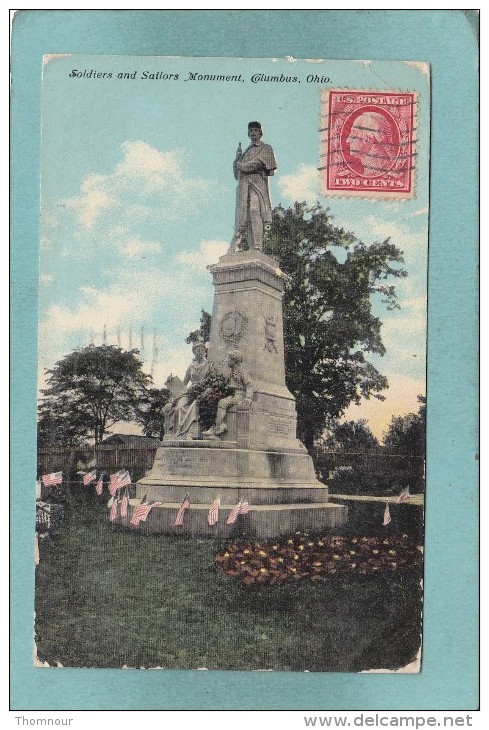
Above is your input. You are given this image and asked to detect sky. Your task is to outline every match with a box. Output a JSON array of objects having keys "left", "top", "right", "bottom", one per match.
[{"left": 39, "top": 55, "right": 429, "bottom": 441}]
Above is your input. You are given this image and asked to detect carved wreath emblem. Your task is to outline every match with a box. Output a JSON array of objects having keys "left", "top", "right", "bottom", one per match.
[{"left": 219, "top": 310, "right": 248, "bottom": 343}]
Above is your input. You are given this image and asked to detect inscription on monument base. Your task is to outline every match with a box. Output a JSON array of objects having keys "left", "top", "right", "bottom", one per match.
[
  {"left": 269, "top": 416, "right": 293, "bottom": 436},
  {"left": 165, "top": 451, "right": 211, "bottom": 475}
]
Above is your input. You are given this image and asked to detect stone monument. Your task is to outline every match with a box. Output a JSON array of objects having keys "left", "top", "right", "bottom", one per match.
[{"left": 127, "top": 121, "right": 347, "bottom": 536}]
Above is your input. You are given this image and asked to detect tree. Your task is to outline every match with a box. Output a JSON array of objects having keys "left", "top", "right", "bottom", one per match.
[
  {"left": 37, "top": 396, "right": 89, "bottom": 447},
  {"left": 136, "top": 387, "right": 170, "bottom": 441},
  {"left": 39, "top": 345, "right": 151, "bottom": 444},
  {"left": 265, "top": 202, "right": 407, "bottom": 449},
  {"left": 383, "top": 396, "right": 426, "bottom": 455},
  {"left": 323, "top": 419, "right": 379, "bottom": 452},
  {"left": 185, "top": 309, "right": 212, "bottom": 345}
]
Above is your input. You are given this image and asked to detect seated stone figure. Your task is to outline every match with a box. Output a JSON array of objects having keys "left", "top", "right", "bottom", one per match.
[
  {"left": 202, "top": 349, "right": 253, "bottom": 439},
  {"left": 163, "top": 341, "right": 215, "bottom": 440}
]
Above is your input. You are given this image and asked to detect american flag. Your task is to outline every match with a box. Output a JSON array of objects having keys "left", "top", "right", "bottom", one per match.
[
  {"left": 142, "top": 501, "right": 162, "bottom": 523},
  {"left": 174, "top": 494, "right": 190, "bottom": 526},
  {"left": 118, "top": 470, "right": 131, "bottom": 489},
  {"left": 120, "top": 490, "right": 129, "bottom": 518},
  {"left": 83, "top": 470, "right": 97, "bottom": 486},
  {"left": 109, "top": 496, "right": 119, "bottom": 522},
  {"left": 109, "top": 470, "right": 131, "bottom": 496},
  {"left": 95, "top": 475, "right": 104, "bottom": 495},
  {"left": 226, "top": 499, "right": 243, "bottom": 525},
  {"left": 131, "top": 500, "right": 163, "bottom": 526},
  {"left": 109, "top": 471, "right": 121, "bottom": 496},
  {"left": 397, "top": 487, "right": 411, "bottom": 503},
  {"left": 208, "top": 497, "right": 220, "bottom": 526},
  {"left": 239, "top": 499, "right": 249, "bottom": 515},
  {"left": 130, "top": 503, "right": 152, "bottom": 526},
  {"left": 383, "top": 502, "right": 392, "bottom": 526},
  {"left": 42, "top": 472, "right": 63, "bottom": 487}
]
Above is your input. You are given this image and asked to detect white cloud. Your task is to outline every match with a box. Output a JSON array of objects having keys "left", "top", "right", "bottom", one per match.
[
  {"left": 120, "top": 237, "right": 162, "bottom": 259},
  {"left": 39, "top": 280, "right": 155, "bottom": 379},
  {"left": 63, "top": 174, "right": 116, "bottom": 229},
  {"left": 60, "top": 141, "right": 212, "bottom": 231},
  {"left": 114, "top": 141, "right": 183, "bottom": 192},
  {"left": 382, "top": 302, "right": 426, "bottom": 341},
  {"left": 375, "top": 292, "right": 427, "bottom": 377},
  {"left": 40, "top": 273, "right": 54, "bottom": 286},
  {"left": 364, "top": 215, "right": 425, "bottom": 251},
  {"left": 176, "top": 239, "right": 229, "bottom": 271},
  {"left": 277, "top": 164, "right": 319, "bottom": 204},
  {"left": 40, "top": 287, "right": 142, "bottom": 336},
  {"left": 400, "top": 295, "right": 427, "bottom": 316},
  {"left": 38, "top": 262, "right": 211, "bottom": 368}
]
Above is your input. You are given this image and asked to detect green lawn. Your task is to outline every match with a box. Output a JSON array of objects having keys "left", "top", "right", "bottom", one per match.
[{"left": 35, "top": 495, "right": 422, "bottom": 671}]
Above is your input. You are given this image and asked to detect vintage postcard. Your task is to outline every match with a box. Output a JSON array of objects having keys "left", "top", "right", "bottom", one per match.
[{"left": 34, "top": 54, "right": 429, "bottom": 673}]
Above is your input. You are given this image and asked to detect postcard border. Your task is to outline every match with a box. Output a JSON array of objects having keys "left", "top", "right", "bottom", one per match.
[{"left": 11, "top": 9, "right": 479, "bottom": 711}]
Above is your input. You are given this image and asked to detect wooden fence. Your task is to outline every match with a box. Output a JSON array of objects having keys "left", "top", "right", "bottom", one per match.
[
  {"left": 37, "top": 444, "right": 158, "bottom": 483},
  {"left": 312, "top": 449, "right": 425, "bottom": 483},
  {"left": 38, "top": 444, "right": 425, "bottom": 486}
]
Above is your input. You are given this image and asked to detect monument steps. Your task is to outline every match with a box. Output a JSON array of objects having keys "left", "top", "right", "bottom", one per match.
[{"left": 136, "top": 482, "right": 330, "bottom": 505}]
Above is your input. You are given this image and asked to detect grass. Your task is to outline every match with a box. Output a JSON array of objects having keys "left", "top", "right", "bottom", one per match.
[{"left": 35, "top": 492, "right": 422, "bottom": 671}]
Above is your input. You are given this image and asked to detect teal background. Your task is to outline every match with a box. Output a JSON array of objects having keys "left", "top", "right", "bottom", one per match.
[{"left": 11, "top": 10, "right": 479, "bottom": 710}]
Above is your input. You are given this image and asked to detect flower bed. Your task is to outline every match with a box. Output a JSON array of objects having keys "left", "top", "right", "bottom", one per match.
[{"left": 215, "top": 533, "right": 423, "bottom": 585}]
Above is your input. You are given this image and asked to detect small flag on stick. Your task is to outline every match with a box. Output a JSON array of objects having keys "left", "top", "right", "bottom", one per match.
[
  {"left": 95, "top": 475, "right": 104, "bottom": 495},
  {"left": 109, "top": 470, "right": 131, "bottom": 496},
  {"left": 227, "top": 497, "right": 250, "bottom": 524},
  {"left": 383, "top": 502, "right": 392, "bottom": 526},
  {"left": 208, "top": 497, "right": 220, "bottom": 526},
  {"left": 130, "top": 502, "right": 152, "bottom": 526},
  {"left": 397, "top": 487, "right": 411, "bottom": 503},
  {"left": 42, "top": 472, "right": 63, "bottom": 487},
  {"left": 174, "top": 494, "right": 190, "bottom": 526},
  {"left": 239, "top": 498, "right": 249, "bottom": 515},
  {"left": 141, "top": 501, "right": 162, "bottom": 523},
  {"left": 109, "top": 472, "right": 122, "bottom": 496},
  {"left": 120, "top": 490, "right": 129, "bottom": 518},
  {"left": 109, "top": 495, "right": 119, "bottom": 522},
  {"left": 130, "top": 495, "right": 148, "bottom": 526},
  {"left": 118, "top": 470, "right": 131, "bottom": 490},
  {"left": 83, "top": 470, "right": 97, "bottom": 486},
  {"left": 226, "top": 499, "right": 242, "bottom": 525},
  {"left": 130, "top": 497, "right": 162, "bottom": 526}
]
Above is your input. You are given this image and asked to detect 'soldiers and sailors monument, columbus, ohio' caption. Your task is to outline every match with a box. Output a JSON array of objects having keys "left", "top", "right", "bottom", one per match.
[{"left": 68, "top": 68, "right": 331, "bottom": 83}]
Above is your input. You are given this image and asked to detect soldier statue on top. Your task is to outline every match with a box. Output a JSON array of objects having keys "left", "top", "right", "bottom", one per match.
[{"left": 229, "top": 121, "right": 277, "bottom": 253}]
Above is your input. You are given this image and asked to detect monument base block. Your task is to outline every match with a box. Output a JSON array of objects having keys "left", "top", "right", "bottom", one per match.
[
  {"left": 126, "top": 442, "right": 348, "bottom": 537},
  {"left": 121, "top": 498, "right": 347, "bottom": 539}
]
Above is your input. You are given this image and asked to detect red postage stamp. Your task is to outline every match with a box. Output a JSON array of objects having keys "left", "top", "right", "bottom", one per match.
[{"left": 320, "top": 89, "right": 417, "bottom": 198}]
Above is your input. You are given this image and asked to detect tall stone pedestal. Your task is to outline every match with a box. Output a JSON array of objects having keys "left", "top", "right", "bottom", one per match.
[{"left": 134, "top": 250, "right": 347, "bottom": 537}]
